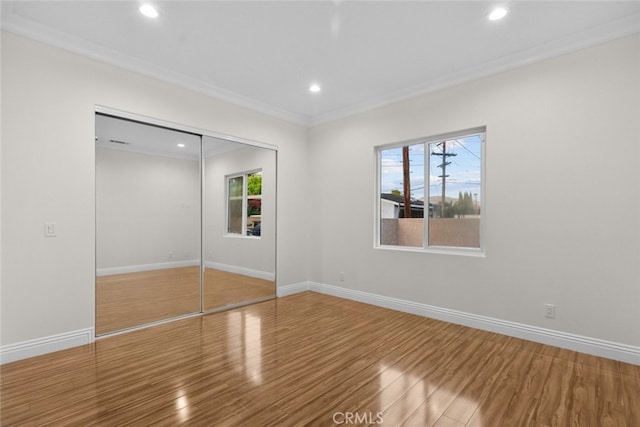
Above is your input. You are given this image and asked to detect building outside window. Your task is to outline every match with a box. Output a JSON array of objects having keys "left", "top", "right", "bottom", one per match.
[
  {"left": 376, "top": 128, "right": 484, "bottom": 254},
  {"left": 227, "top": 170, "right": 262, "bottom": 236}
]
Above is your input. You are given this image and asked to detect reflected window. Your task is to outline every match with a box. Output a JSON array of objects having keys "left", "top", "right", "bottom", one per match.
[{"left": 227, "top": 170, "right": 262, "bottom": 236}]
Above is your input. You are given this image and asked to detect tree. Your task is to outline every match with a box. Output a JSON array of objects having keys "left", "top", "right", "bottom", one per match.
[
  {"left": 247, "top": 173, "right": 262, "bottom": 196},
  {"left": 463, "top": 192, "right": 473, "bottom": 214},
  {"left": 443, "top": 201, "right": 456, "bottom": 218},
  {"left": 452, "top": 191, "right": 476, "bottom": 217}
]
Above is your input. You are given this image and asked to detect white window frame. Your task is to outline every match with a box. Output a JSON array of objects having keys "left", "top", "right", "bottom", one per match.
[
  {"left": 374, "top": 127, "right": 486, "bottom": 257},
  {"left": 226, "top": 169, "right": 262, "bottom": 238}
]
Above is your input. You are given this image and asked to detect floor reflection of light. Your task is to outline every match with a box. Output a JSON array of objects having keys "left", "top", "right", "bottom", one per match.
[
  {"left": 378, "top": 364, "right": 429, "bottom": 418},
  {"left": 228, "top": 311, "right": 242, "bottom": 373},
  {"left": 175, "top": 392, "right": 189, "bottom": 423},
  {"left": 376, "top": 363, "right": 480, "bottom": 425},
  {"left": 226, "top": 311, "right": 263, "bottom": 385},
  {"left": 245, "top": 313, "right": 262, "bottom": 385}
]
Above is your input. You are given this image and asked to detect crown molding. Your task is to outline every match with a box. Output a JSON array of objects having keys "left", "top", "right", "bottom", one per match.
[
  {"left": 2, "top": 4, "right": 638, "bottom": 128},
  {"left": 309, "top": 13, "right": 640, "bottom": 126},
  {"left": 0, "top": 8, "right": 312, "bottom": 126}
]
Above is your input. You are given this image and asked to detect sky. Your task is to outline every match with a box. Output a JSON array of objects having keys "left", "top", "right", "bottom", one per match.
[{"left": 380, "top": 133, "right": 482, "bottom": 203}]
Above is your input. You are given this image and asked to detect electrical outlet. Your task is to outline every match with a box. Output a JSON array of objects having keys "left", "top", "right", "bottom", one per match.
[
  {"left": 544, "top": 304, "right": 555, "bottom": 319},
  {"left": 44, "top": 222, "right": 56, "bottom": 237},
  {"left": 339, "top": 272, "right": 345, "bottom": 281}
]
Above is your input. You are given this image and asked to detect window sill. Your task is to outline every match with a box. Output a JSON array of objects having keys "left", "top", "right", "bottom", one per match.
[
  {"left": 374, "top": 244, "right": 485, "bottom": 258},
  {"left": 225, "top": 234, "right": 261, "bottom": 240}
]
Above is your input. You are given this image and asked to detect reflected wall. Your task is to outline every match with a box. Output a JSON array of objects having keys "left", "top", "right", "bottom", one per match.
[
  {"left": 95, "top": 114, "right": 202, "bottom": 334},
  {"left": 203, "top": 137, "right": 276, "bottom": 310}
]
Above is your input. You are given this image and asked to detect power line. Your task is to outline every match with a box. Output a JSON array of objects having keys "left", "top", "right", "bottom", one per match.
[
  {"left": 431, "top": 141, "right": 457, "bottom": 217},
  {"left": 452, "top": 139, "right": 481, "bottom": 160}
]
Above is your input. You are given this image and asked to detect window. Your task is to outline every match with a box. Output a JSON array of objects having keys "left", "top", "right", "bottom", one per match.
[
  {"left": 227, "top": 170, "right": 262, "bottom": 236},
  {"left": 376, "top": 128, "right": 484, "bottom": 254}
]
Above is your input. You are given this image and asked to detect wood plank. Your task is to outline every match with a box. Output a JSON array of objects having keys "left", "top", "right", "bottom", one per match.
[{"left": 2, "top": 292, "right": 638, "bottom": 426}]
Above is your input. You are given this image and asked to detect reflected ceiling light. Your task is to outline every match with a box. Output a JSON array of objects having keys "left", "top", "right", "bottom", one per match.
[
  {"left": 309, "top": 83, "right": 321, "bottom": 93},
  {"left": 139, "top": 4, "right": 159, "bottom": 18},
  {"left": 177, "top": 143, "right": 185, "bottom": 148},
  {"left": 488, "top": 7, "right": 508, "bottom": 21}
]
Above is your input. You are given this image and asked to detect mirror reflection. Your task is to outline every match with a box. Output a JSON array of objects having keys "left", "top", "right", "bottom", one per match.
[
  {"left": 95, "top": 114, "right": 201, "bottom": 334},
  {"left": 95, "top": 114, "right": 276, "bottom": 335},
  {"left": 203, "top": 136, "right": 276, "bottom": 310}
]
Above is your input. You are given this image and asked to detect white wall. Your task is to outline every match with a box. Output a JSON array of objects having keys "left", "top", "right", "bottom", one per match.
[
  {"left": 96, "top": 147, "right": 200, "bottom": 271},
  {"left": 308, "top": 34, "right": 640, "bottom": 348},
  {"left": 0, "top": 32, "right": 309, "bottom": 347},
  {"left": 1, "top": 29, "right": 638, "bottom": 361},
  {"left": 204, "top": 144, "right": 276, "bottom": 277}
]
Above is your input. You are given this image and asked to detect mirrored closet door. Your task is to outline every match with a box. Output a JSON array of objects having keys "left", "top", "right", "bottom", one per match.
[
  {"left": 95, "top": 114, "right": 202, "bottom": 334},
  {"left": 95, "top": 112, "right": 276, "bottom": 336},
  {"left": 202, "top": 136, "right": 276, "bottom": 310}
]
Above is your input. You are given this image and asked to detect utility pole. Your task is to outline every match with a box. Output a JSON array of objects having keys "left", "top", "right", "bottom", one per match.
[
  {"left": 431, "top": 141, "right": 457, "bottom": 217},
  {"left": 402, "top": 146, "right": 412, "bottom": 218}
]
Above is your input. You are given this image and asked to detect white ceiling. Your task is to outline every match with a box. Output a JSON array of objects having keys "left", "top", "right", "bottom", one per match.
[{"left": 3, "top": 1, "right": 640, "bottom": 125}]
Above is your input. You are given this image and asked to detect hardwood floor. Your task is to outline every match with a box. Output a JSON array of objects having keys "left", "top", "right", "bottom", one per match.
[
  {"left": 96, "top": 267, "right": 275, "bottom": 334},
  {"left": 2, "top": 292, "right": 639, "bottom": 426}
]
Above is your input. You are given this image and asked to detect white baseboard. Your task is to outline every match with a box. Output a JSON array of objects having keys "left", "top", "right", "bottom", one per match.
[
  {"left": 277, "top": 281, "right": 311, "bottom": 297},
  {"left": 281, "top": 282, "right": 639, "bottom": 365},
  {"left": 6, "top": 284, "right": 637, "bottom": 365},
  {"left": 204, "top": 261, "right": 275, "bottom": 282},
  {"left": 0, "top": 328, "right": 94, "bottom": 365},
  {"left": 97, "top": 260, "right": 200, "bottom": 276}
]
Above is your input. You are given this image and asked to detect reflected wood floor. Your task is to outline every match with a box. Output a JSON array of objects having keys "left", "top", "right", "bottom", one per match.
[
  {"left": 203, "top": 267, "right": 275, "bottom": 311},
  {"left": 2, "top": 292, "right": 639, "bottom": 426},
  {"left": 96, "top": 267, "right": 274, "bottom": 334}
]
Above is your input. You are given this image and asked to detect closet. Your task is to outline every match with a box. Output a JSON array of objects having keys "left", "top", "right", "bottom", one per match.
[{"left": 95, "top": 110, "right": 276, "bottom": 335}]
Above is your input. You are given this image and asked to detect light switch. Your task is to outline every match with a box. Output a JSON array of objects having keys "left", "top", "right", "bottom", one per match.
[{"left": 45, "top": 222, "right": 57, "bottom": 237}]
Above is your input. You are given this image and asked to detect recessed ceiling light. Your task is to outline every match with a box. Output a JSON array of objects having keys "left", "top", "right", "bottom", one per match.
[
  {"left": 488, "top": 7, "right": 508, "bottom": 21},
  {"left": 309, "top": 83, "right": 321, "bottom": 93},
  {"left": 139, "top": 4, "right": 159, "bottom": 18},
  {"left": 177, "top": 143, "right": 185, "bottom": 148}
]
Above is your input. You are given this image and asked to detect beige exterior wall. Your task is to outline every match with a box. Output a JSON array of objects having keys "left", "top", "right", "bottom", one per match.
[
  {"left": 381, "top": 218, "right": 480, "bottom": 248},
  {"left": 429, "top": 218, "right": 480, "bottom": 248}
]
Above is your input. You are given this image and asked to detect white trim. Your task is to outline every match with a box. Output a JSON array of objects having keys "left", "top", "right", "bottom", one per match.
[
  {"left": 309, "top": 16, "right": 640, "bottom": 126},
  {"left": 4, "top": 285, "right": 637, "bottom": 365},
  {"left": 375, "top": 244, "right": 486, "bottom": 258},
  {"left": 374, "top": 128, "right": 486, "bottom": 256},
  {"left": 97, "top": 260, "right": 275, "bottom": 281},
  {"left": 96, "top": 260, "right": 200, "bottom": 277},
  {"left": 3, "top": 6, "right": 638, "bottom": 127},
  {"left": 96, "top": 312, "right": 203, "bottom": 338},
  {"left": 202, "top": 295, "right": 275, "bottom": 314},
  {"left": 95, "top": 106, "right": 278, "bottom": 152},
  {"left": 276, "top": 281, "right": 311, "bottom": 297},
  {"left": 204, "top": 261, "right": 275, "bottom": 282},
  {"left": 308, "top": 282, "right": 640, "bottom": 366},
  {"left": 0, "top": 328, "right": 94, "bottom": 365},
  {"left": 0, "top": 10, "right": 309, "bottom": 126}
]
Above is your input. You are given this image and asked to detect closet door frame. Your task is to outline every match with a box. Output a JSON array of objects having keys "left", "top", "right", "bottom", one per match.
[{"left": 94, "top": 105, "right": 278, "bottom": 336}]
